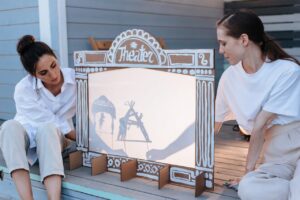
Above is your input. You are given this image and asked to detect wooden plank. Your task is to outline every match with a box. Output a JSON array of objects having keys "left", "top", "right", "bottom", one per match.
[
  {"left": 225, "top": 0, "right": 296, "bottom": 9},
  {"left": 0, "top": 112, "right": 14, "bottom": 120},
  {"left": 0, "top": 99, "right": 16, "bottom": 114},
  {"left": 67, "top": 38, "right": 218, "bottom": 54},
  {"left": 0, "top": 23, "right": 39, "bottom": 40},
  {"left": 215, "top": 153, "right": 247, "bottom": 162},
  {"left": 0, "top": 55, "right": 23, "bottom": 70},
  {"left": 260, "top": 13, "right": 300, "bottom": 23},
  {"left": 285, "top": 47, "right": 300, "bottom": 57},
  {"left": 67, "top": 7, "right": 217, "bottom": 29},
  {"left": 0, "top": 40, "right": 24, "bottom": 55},
  {"left": 264, "top": 22, "right": 300, "bottom": 31},
  {"left": 67, "top": 0, "right": 223, "bottom": 18},
  {"left": 144, "top": 0, "right": 224, "bottom": 8},
  {"left": 0, "top": 85, "right": 15, "bottom": 98},
  {"left": 215, "top": 139, "right": 249, "bottom": 148},
  {"left": 215, "top": 145, "right": 248, "bottom": 153},
  {"left": 276, "top": 40, "right": 300, "bottom": 48},
  {"left": 215, "top": 167, "right": 245, "bottom": 177},
  {"left": 0, "top": 69, "right": 26, "bottom": 84},
  {"left": 0, "top": 0, "right": 37, "bottom": 10},
  {"left": 0, "top": 7, "right": 38, "bottom": 26},
  {"left": 267, "top": 31, "right": 299, "bottom": 40},
  {"left": 67, "top": 23, "right": 216, "bottom": 40},
  {"left": 216, "top": 159, "right": 262, "bottom": 168},
  {"left": 226, "top": 5, "right": 300, "bottom": 16}
]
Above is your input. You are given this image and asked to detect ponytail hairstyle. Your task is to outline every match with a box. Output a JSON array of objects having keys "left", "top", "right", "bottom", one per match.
[
  {"left": 217, "top": 9, "right": 300, "bottom": 65},
  {"left": 17, "top": 35, "right": 57, "bottom": 76}
]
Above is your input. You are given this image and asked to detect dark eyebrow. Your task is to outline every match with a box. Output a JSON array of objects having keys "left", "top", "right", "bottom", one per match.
[
  {"left": 38, "top": 69, "right": 47, "bottom": 75},
  {"left": 50, "top": 61, "right": 56, "bottom": 67}
]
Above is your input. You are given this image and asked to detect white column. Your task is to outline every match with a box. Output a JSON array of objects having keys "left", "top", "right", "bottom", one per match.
[
  {"left": 38, "top": 0, "right": 52, "bottom": 46},
  {"left": 38, "top": 0, "right": 69, "bottom": 68},
  {"left": 57, "top": 0, "right": 69, "bottom": 68}
]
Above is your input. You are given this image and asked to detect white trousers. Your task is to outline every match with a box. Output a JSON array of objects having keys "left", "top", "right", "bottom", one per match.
[
  {"left": 238, "top": 121, "right": 300, "bottom": 200},
  {"left": 0, "top": 120, "right": 65, "bottom": 181}
]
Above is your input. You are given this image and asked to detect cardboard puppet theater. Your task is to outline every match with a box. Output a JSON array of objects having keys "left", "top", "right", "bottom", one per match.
[{"left": 73, "top": 29, "right": 215, "bottom": 196}]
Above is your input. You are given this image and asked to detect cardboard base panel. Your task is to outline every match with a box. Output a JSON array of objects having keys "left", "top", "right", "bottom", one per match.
[
  {"left": 158, "top": 164, "right": 170, "bottom": 189},
  {"left": 195, "top": 172, "right": 205, "bottom": 197},
  {"left": 68, "top": 151, "right": 83, "bottom": 170},
  {"left": 120, "top": 159, "right": 137, "bottom": 182},
  {"left": 91, "top": 154, "right": 107, "bottom": 176}
]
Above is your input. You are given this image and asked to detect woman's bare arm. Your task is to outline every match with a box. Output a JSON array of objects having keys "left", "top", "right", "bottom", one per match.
[
  {"left": 245, "top": 110, "right": 275, "bottom": 172},
  {"left": 65, "top": 129, "right": 76, "bottom": 141},
  {"left": 215, "top": 122, "right": 223, "bottom": 134}
]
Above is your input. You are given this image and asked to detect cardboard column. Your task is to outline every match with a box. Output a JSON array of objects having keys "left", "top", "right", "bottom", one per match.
[
  {"left": 158, "top": 164, "right": 170, "bottom": 189},
  {"left": 91, "top": 154, "right": 107, "bottom": 176},
  {"left": 195, "top": 172, "right": 205, "bottom": 197},
  {"left": 120, "top": 159, "right": 137, "bottom": 181}
]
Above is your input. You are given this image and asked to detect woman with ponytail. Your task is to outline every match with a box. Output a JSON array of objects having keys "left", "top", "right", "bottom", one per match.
[
  {"left": 0, "top": 35, "right": 76, "bottom": 200},
  {"left": 215, "top": 10, "right": 300, "bottom": 199}
]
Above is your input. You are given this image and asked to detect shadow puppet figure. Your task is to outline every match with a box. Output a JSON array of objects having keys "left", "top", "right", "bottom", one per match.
[
  {"left": 146, "top": 123, "right": 195, "bottom": 161},
  {"left": 91, "top": 95, "right": 127, "bottom": 156},
  {"left": 92, "top": 95, "right": 116, "bottom": 135},
  {"left": 118, "top": 101, "right": 151, "bottom": 142}
]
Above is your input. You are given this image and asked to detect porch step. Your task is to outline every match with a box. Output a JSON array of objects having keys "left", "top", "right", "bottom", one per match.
[{"left": 0, "top": 167, "right": 106, "bottom": 200}]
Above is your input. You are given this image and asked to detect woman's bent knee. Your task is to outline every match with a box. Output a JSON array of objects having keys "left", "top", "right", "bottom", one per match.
[
  {"left": 0, "top": 120, "right": 26, "bottom": 148},
  {"left": 1, "top": 120, "right": 24, "bottom": 136}
]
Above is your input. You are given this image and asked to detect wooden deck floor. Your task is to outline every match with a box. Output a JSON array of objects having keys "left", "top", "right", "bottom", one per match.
[{"left": 0, "top": 121, "right": 248, "bottom": 199}]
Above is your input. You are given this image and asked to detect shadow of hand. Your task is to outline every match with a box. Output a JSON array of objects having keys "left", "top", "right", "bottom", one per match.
[{"left": 146, "top": 149, "right": 167, "bottom": 160}]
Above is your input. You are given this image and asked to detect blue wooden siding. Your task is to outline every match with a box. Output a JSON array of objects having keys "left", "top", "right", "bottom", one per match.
[
  {"left": 0, "top": 0, "right": 39, "bottom": 120},
  {"left": 0, "top": 0, "right": 224, "bottom": 120},
  {"left": 66, "top": 0, "right": 224, "bottom": 79}
]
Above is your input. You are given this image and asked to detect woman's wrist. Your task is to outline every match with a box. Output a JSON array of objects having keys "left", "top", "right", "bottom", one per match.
[
  {"left": 65, "top": 130, "right": 76, "bottom": 141},
  {"left": 245, "top": 165, "right": 255, "bottom": 173}
]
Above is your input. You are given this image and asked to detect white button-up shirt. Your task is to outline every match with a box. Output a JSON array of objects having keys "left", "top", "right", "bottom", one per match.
[{"left": 14, "top": 68, "right": 76, "bottom": 164}]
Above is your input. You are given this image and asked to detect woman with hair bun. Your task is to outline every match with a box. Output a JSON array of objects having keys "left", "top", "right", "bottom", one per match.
[
  {"left": 0, "top": 35, "right": 76, "bottom": 200},
  {"left": 215, "top": 10, "right": 300, "bottom": 199}
]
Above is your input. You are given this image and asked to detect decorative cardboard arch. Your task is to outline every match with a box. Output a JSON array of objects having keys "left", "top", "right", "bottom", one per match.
[{"left": 74, "top": 29, "right": 215, "bottom": 194}]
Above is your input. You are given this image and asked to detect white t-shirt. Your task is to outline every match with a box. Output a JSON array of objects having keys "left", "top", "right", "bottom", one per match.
[
  {"left": 14, "top": 68, "right": 76, "bottom": 164},
  {"left": 215, "top": 59, "right": 300, "bottom": 135}
]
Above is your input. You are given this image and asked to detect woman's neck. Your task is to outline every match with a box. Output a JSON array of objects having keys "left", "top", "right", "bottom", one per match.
[
  {"left": 44, "top": 72, "right": 64, "bottom": 96},
  {"left": 46, "top": 83, "right": 63, "bottom": 96},
  {"left": 242, "top": 45, "right": 265, "bottom": 74}
]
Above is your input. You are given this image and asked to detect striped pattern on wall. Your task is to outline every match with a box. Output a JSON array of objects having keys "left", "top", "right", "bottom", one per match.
[
  {"left": 0, "top": 0, "right": 40, "bottom": 120},
  {"left": 225, "top": 0, "right": 300, "bottom": 61}
]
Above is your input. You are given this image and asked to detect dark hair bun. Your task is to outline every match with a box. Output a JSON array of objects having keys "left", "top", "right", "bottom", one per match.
[{"left": 17, "top": 35, "right": 35, "bottom": 55}]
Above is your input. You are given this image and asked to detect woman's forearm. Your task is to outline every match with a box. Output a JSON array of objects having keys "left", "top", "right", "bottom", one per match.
[
  {"left": 215, "top": 122, "right": 223, "bottom": 134},
  {"left": 245, "top": 129, "right": 265, "bottom": 172},
  {"left": 245, "top": 110, "right": 275, "bottom": 173}
]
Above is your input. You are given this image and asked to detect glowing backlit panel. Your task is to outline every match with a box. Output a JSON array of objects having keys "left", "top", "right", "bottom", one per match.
[{"left": 88, "top": 68, "right": 196, "bottom": 168}]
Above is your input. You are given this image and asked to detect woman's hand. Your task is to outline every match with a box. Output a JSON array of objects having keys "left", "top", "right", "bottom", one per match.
[
  {"left": 65, "top": 129, "right": 76, "bottom": 141},
  {"left": 224, "top": 177, "right": 241, "bottom": 191}
]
